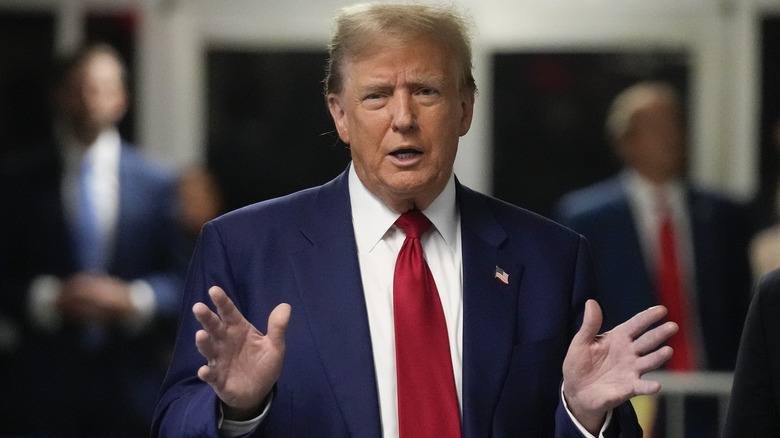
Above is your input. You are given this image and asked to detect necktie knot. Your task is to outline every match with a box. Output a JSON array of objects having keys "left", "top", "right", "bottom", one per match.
[{"left": 395, "top": 210, "right": 431, "bottom": 239}]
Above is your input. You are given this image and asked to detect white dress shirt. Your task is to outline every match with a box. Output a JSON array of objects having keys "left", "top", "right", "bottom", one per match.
[{"left": 349, "top": 164, "right": 463, "bottom": 437}]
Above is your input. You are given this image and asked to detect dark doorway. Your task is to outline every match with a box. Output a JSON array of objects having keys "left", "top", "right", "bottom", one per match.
[
  {"left": 753, "top": 15, "right": 780, "bottom": 230},
  {"left": 206, "top": 49, "right": 351, "bottom": 212},
  {"left": 0, "top": 11, "right": 55, "bottom": 157},
  {"left": 491, "top": 50, "right": 689, "bottom": 218}
]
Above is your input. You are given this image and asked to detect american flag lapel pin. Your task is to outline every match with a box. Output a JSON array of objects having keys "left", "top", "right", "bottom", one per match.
[{"left": 494, "top": 266, "right": 509, "bottom": 285}]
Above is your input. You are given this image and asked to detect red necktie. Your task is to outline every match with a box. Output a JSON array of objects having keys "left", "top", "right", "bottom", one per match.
[
  {"left": 393, "top": 210, "right": 461, "bottom": 437},
  {"left": 656, "top": 199, "right": 695, "bottom": 370}
]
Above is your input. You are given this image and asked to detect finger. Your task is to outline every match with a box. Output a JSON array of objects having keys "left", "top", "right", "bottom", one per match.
[
  {"left": 635, "top": 345, "right": 674, "bottom": 374},
  {"left": 633, "top": 321, "right": 679, "bottom": 355},
  {"left": 195, "top": 329, "right": 217, "bottom": 359},
  {"left": 197, "top": 364, "right": 217, "bottom": 384},
  {"left": 632, "top": 379, "right": 662, "bottom": 397},
  {"left": 617, "top": 305, "right": 668, "bottom": 339},
  {"left": 572, "top": 299, "right": 603, "bottom": 345},
  {"left": 193, "top": 302, "right": 222, "bottom": 333},
  {"left": 209, "top": 286, "right": 245, "bottom": 326},
  {"left": 266, "top": 303, "right": 292, "bottom": 346}
]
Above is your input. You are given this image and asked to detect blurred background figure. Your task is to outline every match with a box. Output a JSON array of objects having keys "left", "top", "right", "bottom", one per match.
[
  {"left": 749, "top": 115, "right": 780, "bottom": 281},
  {"left": 176, "top": 165, "right": 224, "bottom": 248},
  {"left": 555, "top": 81, "right": 752, "bottom": 437},
  {"left": 0, "top": 43, "right": 187, "bottom": 437}
]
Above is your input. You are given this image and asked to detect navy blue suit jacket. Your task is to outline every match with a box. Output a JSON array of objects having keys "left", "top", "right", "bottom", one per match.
[
  {"left": 555, "top": 176, "right": 751, "bottom": 370},
  {"left": 0, "top": 143, "right": 187, "bottom": 435},
  {"left": 153, "top": 168, "right": 640, "bottom": 437}
]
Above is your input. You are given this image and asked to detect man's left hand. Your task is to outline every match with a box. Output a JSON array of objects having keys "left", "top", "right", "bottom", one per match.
[{"left": 562, "top": 299, "right": 678, "bottom": 435}]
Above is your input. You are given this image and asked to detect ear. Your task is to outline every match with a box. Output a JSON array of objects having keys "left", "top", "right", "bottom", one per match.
[
  {"left": 112, "top": 87, "right": 129, "bottom": 123},
  {"left": 327, "top": 93, "right": 350, "bottom": 144},
  {"left": 458, "top": 93, "right": 475, "bottom": 136},
  {"left": 614, "top": 135, "right": 632, "bottom": 162}
]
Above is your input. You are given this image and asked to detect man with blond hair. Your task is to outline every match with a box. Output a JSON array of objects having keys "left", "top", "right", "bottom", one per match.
[{"left": 154, "top": 5, "right": 677, "bottom": 437}]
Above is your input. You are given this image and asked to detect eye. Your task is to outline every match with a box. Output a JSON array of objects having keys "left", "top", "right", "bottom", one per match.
[
  {"left": 360, "top": 91, "right": 388, "bottom": 110},
  {"left": 417, "top": 88, "right": 437, "bottom": 96},
  {"left": 360, "top": 88, "right": 390, "bottom": 103}
]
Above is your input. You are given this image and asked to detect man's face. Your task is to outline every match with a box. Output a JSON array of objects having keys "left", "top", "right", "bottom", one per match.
[
  {"left": 621, "top": 97, "right": 685, "bottom": 183},
  {"left": 328, "top": 35, "right": 474, "bottom": 213},
  {"left": 60, "top": 52, "right": 127, "bottom": 143}
]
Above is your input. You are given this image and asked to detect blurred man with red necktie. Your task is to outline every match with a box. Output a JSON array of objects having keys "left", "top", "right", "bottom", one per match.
[{"left": 556, "top": 81, "right": 752, "bottom": 436}]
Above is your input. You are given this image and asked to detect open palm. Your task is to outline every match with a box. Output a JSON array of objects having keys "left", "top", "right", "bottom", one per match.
[
  {"left": 562, "top": 299, "right": 677, "bottom": 434},
  {"left": 193, "top": 286, "right": 291, "bottom": 420}
]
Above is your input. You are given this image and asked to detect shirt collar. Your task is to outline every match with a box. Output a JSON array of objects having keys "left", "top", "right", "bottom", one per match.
[
  {"left": 62, "top": 128, "right": 121, "bottom": 169},
  {"left": 622, "top": 168, "right": 685, "bottom": 214},
  {"left": 348, "top": 163, "right": 459, "bottom": 253}
]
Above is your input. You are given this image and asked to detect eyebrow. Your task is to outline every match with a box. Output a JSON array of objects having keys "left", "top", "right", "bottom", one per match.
[{"left": 356, "top": 73, "right": 448, "bottom": 93}]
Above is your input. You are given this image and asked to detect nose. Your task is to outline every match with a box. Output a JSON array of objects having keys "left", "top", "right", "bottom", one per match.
[{"left": 391, "top": 92, "right": 417, "bottom": 133}]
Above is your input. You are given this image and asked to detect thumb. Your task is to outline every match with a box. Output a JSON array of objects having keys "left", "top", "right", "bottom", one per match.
[
  {"left": 266, "top": 303, "right": 292, "bottom": 346},
  {"left": 573, "top": 299, "right": 603, "bottom": 345}
]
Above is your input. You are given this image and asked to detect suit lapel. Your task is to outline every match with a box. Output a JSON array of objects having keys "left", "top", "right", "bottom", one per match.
[
  {"left": 687, "top": 189, "right": 717, "bottom": 294},
  {"left": 457, "top": 184, "right": 521, "bottom": 438},
  {"left": 109, "top": 145, "right": 137, "bottom": 271},
  {"left": 290, "top": 169, "right": 382, "bottom": 438},
  {"left": 612, "top": 192, "right": 658, "bottom": 325}
]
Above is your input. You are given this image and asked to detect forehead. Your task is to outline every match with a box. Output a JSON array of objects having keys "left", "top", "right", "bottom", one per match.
[
  {"left": 343, "top": 36, "right": 456, "bottom": 83},
  {"left": 70, "top": 53, "right": 120, "bottom": 81},
  {"left": 634, "top": 97, "right": 680, "bottom": 122},
  {"left": 86, "top": 53, "right": 121, "bottom": 74}
]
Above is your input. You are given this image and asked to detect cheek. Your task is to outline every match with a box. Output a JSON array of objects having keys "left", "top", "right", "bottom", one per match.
[
  {"left": 348, "top": 134, "right": 384, "bottom": 175},
  {"left": 435, "top": 119, "right": 464, "bottom": 159},
  {"left": 89, "top": 91, "right": 122, "bottom": 116},
  {"left": 350, "top": 116, "right": 389, "bottom": 152},
  {"left": 438, "top": 143, "right": 459, "bottom": 176}
]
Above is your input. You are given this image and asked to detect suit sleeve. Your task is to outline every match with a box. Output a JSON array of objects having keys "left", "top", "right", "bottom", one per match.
[
  {"left": 553, "top": 235, "right": 643, "bottom": 438},
  {"left": 152, "top": 222, "right": 234, "bottom": 437},
  {"left": 137, "top": 169, "right": 190, "bottom": 319}
]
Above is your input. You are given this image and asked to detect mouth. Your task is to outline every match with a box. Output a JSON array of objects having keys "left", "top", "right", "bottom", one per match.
[{"left": 390, "top": 148, "right": 422, "bottom": 159}]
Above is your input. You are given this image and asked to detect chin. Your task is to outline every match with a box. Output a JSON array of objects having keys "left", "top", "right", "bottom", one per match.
[{"left": 386, "top": 175, "right": 431, "bottom": 194}]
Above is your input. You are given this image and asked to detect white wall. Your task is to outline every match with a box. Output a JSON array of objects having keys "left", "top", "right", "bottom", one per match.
[{"left": 3, "top": 0, "right": 777, "bottom": 199}]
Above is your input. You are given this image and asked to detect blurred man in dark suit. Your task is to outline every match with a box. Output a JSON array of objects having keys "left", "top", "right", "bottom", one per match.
[
  {"left": 0, "top": 43, "right": 187, "bottom": 437},
  {"left": 556, "top": 81, "right": 752, "bottom": 436}
]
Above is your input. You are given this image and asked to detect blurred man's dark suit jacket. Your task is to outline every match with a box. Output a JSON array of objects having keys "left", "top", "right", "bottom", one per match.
[
  {"left": 555, "top": 176, "right": 750, "bottom": 370},
  {"left": 0, "top": 143, "right": 187, "bottom": 436}
]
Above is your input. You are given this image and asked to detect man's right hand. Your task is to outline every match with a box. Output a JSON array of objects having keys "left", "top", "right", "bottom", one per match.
[{"left": 193, "top": 286, "right": 291, "bottom": 420}]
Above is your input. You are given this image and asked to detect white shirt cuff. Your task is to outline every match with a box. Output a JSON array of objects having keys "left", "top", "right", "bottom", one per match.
[
  {"left": 217, "top": 392, "right": 273, "bottom": 437},
  {"left": 28, "top": 275, "right": 63, "bottom": 332},
  {"left": 122, "top": 279, "right": 157, "bottom": 335},
  {"left": 561, "top": 384, "right": 614, "bottom": 438}
]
